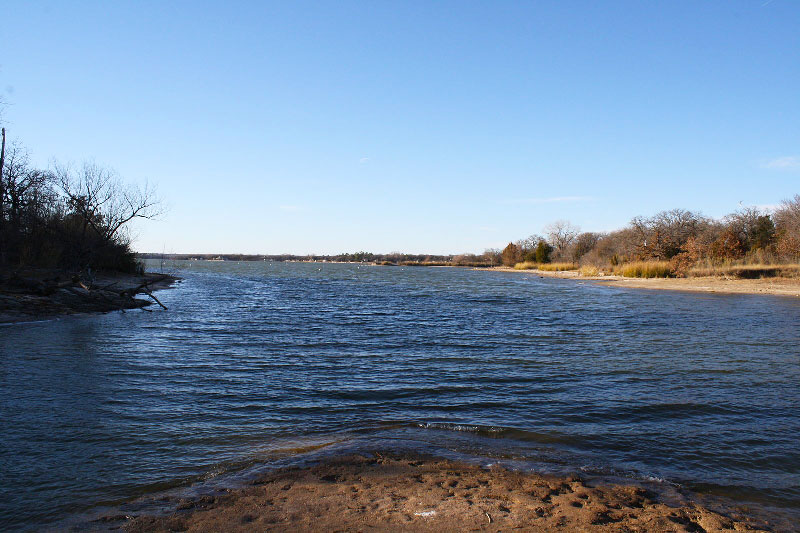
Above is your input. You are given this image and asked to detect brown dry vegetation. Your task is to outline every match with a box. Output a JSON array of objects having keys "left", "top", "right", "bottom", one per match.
[{"left": 508, "top": 198, "right": 800, "bottom": 280}]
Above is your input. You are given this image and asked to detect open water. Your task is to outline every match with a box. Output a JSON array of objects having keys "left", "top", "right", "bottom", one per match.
[{"left": 1, "top": 261, "right": 799, "bottom": 530}]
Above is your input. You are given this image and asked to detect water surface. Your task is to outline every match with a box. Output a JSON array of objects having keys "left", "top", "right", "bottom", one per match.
[{"left": 1, "top": 261, "right": 799, "bottom": 529}]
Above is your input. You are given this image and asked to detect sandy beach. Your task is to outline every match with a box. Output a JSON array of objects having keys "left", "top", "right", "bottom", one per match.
[
  {"left": 489, "top": 267, "right": 800, "bottom": 298},
  {"left": 117, "top": 453, "right": 781, "bottom": 532}
]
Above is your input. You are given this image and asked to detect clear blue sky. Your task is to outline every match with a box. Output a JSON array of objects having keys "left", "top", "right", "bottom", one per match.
[{"left": 2, "top": 1, "right": 799, "bottom": 254}]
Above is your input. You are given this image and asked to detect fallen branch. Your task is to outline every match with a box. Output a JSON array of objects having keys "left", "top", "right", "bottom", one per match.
[{"left": 143, "top": 288, "right": 168, "bottom": 310}]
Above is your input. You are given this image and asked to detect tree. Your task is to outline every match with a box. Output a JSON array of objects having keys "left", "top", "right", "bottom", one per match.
[
  {"left": 0, "top": 126, "right": 5, "bottom": 262},
  {"left": 774, "top": 195, "right": 800, "bottom": 258},
  {"left": 534, "top": 240, "right": 552, "bottom": 263},
  {"left": 629, "top": 209, "right": 705, "bottom": 260},
  {"left": 545, "top": 220, "right": 579, "bottom": 259},
  {"left": 53, "top": 162, "right": 160, "bottom": 269},
  {"left": 710, "top": 228, "right": 746, "bottom": 260},
  {"left": 2, "top": 142, "right": 51, "bottom": 235},
  {"left": 569, "top": 232, "right": 601, "bottom": 261},
  {"left": 725, "top": 207, "right": 776, "bottom": 252},
  {"left": 501, "top": 242, "right": 522, "bottom": 266}
]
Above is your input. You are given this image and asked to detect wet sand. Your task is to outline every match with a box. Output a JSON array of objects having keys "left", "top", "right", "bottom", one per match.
[
  {"left": 119, "top": 454, "right": 778, "bottom": 532},
  {"left": 490, "top": 267, "right": 800, "bottom": 297}
]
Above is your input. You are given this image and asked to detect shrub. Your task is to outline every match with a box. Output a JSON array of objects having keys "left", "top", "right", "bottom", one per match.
[
  {"left": 534, "top": 240, "right": 552, "bottom": 263},
  {"left": 501, "top": 242, "right": 522, "bottom": 267}
]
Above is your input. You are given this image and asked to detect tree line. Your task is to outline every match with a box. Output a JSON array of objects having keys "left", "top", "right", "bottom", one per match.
[
  {"left": 0, "top": 127, "right": 159, "bottom": 274},
  {"left": 496, "top": 201, "right": 800, "bottom": 275}
]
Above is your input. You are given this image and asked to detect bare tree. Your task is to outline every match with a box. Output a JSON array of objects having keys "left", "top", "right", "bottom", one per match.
[
  {"left": 0, "top": 126, "right": 5, "bottom": 261},
  {"left": 2, "top": 142, "right": 52, "bottom": 233},
  {"left": 53, "top": 161, "right": 160, "bottom": 266},
  {"left": 774, "top": 194, "right": 800, "bottom": 257},
  {"left": 545, "top": 220, "right": 579, "bottom": 259},
  {"left": 569, "top": 232, "right": 601, "bottom": 261}
]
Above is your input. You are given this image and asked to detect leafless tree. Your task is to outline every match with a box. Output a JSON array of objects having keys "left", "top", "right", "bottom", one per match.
[
  {"left": 0, "top": 126, "right": 6, "bottom": 259},
  {"left": 52, "top": 162, "right": 160, "bottom": 265},
  {"left": 2, "top": 142, "right": 52, "bottom": 232},
  {"left": 774, "top": 195, "right": 800, "bottom": 257},
  {"left": 545, "top": 220, "right": 579, "bottom": 259},
  {"left": 569, "top": 232, "right": 602, "bottom": 261}
]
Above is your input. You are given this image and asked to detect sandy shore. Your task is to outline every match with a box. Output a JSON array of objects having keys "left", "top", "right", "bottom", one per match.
[
  {"left": 489, "top": 267, "right": 800, "bottom": 297},
  {"left": 117, "top": 454, "right": 781, "bottom": 532}
]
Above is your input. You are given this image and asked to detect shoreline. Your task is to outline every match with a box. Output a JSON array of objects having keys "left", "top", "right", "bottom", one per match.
[
  {"left": 0, "top": 271, "right": 180, "bottom": 324},
  {"left": 114, "top": 452, "right": 780, "bottom": 532},
  {"left": 486, "top": 267, "right": 800, "bottom": 298}
]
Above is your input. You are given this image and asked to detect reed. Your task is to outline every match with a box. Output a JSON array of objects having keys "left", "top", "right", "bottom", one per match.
[
  {"left": 614, "top": 261, "right": 674, "bottom": 278},
  {"left": 513, "top": 261, "right": 539, "bottom": 270},
  {"left": 578, "top": 265, "right": 600, "bottom": 276}
]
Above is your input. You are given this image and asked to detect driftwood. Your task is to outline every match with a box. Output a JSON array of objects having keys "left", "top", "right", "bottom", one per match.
[
  {"left": 2, "top": 271, "right": 173, "bottom": 313},
  {"left": 117, "top": 275, "right": 171, "bottom": 310}
]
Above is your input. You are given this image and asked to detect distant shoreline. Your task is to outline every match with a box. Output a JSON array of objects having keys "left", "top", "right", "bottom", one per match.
[{"left": 486, "top": 266, "right": 800, "bottom": 298}]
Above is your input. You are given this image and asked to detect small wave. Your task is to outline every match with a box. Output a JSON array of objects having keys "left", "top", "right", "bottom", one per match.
[{"left": 416, "top": 422, "right": 506, "bottom": 434}]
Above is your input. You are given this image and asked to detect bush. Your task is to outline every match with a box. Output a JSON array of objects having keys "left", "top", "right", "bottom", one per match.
[
  {"left": 534, "top": 240, "right": 552, "bottom": 263},
  {"left": 501, "top": 242, "right": 522, "bottom": 267}
]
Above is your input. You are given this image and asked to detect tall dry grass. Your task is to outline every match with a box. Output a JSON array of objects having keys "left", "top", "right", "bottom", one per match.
[
  {"left": 614, "top": 261, "right": 674, "bottom": 278},
  {"left": 538, "top": 262, "right": 578, "bottom": 271},
  {"left": 688, "top": 263, "right": 800, "bottom": 279},
  {"left": 512, "top": 262, "right": 577, "bottom": 271},
  {"left": 513, "top": 261, "right": 538, "bottom": 270}
]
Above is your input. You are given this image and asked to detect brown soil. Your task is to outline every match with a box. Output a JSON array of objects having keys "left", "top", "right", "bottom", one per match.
[
  {"left": 0, "top": 271, "right": 179, "bottom": 323},
  {"left": 489, "top": 267, "right": 800, "bottom": 297},
  {"left": 120, "top": 454, "right": 777, "bottom": 532}
]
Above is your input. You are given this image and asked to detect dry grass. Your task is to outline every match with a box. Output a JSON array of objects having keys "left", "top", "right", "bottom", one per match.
[
  {"left": 538, "top": 262, "right": 578, "bottom": 271},
  {"left": 512, "top": 262, "right": 577, "bottom": 271},
  {"left": 689, "top": 263, "right": 800, "bottom": 279},
  {"left": 578, "top": 265, "right": 600, "bottom": 277},
  {"left": 614, "top": 261, "right": 674, "bottom": 278},
  {"left": 513, "top": 261, "right": 538, "bottom": 270}
]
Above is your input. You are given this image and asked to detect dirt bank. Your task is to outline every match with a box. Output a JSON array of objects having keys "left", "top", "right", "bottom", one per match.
[
  {"left": 117, "top": 454, "right": 780, "bottom": 532},
  {"left": 489, "top": 267, "right": 800, "bottom": 297},
  {"left": 0, "top": 270, "right": 179, "bottom": 323}
]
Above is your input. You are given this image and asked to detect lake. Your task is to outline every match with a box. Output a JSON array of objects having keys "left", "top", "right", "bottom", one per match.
[{"left": 1, "top": 261, "right": 799, "bottom": 530}]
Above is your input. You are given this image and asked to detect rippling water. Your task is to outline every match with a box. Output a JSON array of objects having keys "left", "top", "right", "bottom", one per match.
[{"left": 1, "top": 261, "right": 799, "bottom": 530}]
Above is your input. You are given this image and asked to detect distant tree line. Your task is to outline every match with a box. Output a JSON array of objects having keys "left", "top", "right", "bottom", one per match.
[
  {"left": 497, "top": 201, "right": 800, "bottom": 275},
  {"left": 0, "top": 127, "right": 159, "bottom": 273},
  {"left": 139, "top": 199, "right": 800, "bottom": 276},
  {"left": 138, "top": 251, "right": 489, "bottom": 266}
]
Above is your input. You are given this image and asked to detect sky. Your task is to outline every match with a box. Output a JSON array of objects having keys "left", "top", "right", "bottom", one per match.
[{"left": 2, "top": 1, "right": 799, "bottom": 254}]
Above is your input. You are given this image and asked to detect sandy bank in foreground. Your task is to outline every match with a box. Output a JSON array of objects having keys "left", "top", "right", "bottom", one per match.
[
  {"left": 489, "top": 267, "right": 800, "bottom": 297},
  {"left": 120, "top": 454, "right": 776, "bottom": 532}
]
